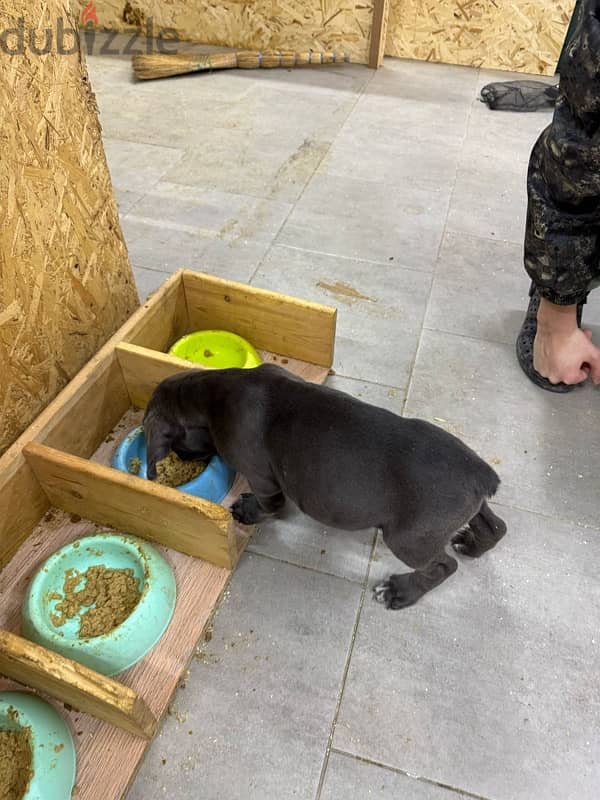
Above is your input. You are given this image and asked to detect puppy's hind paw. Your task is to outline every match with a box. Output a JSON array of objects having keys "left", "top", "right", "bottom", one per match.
[
  {"left": 373, "top": 582, "right": 389, "bottom": 605},
  {"left": 451, "top": 528, "right": 480, "bottom": 558},
  {"left": 373, "top": 575, "right": 420, "bottom": 610}
]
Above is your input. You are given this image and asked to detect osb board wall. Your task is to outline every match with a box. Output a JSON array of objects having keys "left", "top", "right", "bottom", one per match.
[
  {"left": 385, "top": 0, "right": 576, "bottom": 75},
  {"left": 74, "top": 1, "right": 376, "bottom": 64},
  {"left": 0, "top": 0, "right": 139, "bottom": 456}
]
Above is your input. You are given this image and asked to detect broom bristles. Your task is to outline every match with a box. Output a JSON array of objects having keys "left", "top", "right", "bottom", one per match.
[
  {"left": 132, "top": 52, "right": 237, "bottom": 80},
  {"left": 133, "top": 50, "right": 350, "bottom": 80}
]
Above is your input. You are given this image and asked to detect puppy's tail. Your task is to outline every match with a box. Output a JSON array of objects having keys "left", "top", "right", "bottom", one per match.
[{"left": 476, "top": 458, "right": 502, "bottom": 500}]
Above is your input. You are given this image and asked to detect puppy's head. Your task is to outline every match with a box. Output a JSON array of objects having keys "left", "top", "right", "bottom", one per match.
[{"left": 143, "top": 373, "right": 216, "bottom": 480}]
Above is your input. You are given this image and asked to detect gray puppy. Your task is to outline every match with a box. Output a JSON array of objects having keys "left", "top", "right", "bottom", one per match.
[{"left": 144, "top": 364, "right": 506, "bottom": 610}]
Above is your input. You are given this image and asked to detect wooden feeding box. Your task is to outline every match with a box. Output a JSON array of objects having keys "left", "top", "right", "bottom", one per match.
[{"left": 0, "top": 270, "right": 336, "bottom": 799}]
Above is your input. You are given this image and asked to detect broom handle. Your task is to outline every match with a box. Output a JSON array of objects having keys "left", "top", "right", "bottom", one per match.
[{"left": 233, "top": 50, "right": 350, "bottom": 69}]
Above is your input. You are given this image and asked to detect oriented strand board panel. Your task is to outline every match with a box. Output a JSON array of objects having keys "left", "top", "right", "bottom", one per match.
[
  {"left": 385, "top": 0, "right": 576, "bottom": 75},
  {"left": 75, "top": 0, "right": 376, "bottom": 64},
  {"left": 0, "top": 0, "right": 138, "bottom": 456}
]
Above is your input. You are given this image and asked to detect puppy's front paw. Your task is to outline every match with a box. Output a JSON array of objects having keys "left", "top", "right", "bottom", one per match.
[
  {"left": 373, "top": 574, "right": 420, "bottom": 610},
  {"left": 230, "top": 493, "right": 262, "bottom": 525}
]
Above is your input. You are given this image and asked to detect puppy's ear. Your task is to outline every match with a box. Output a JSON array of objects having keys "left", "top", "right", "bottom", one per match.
[{"left": 144, "top": 412, "right": 177, "bottom": 481}]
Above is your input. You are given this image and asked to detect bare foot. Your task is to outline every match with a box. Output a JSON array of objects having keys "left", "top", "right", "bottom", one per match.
[{"left": 535, "top": 298, "right": 600, "bottom": 385}]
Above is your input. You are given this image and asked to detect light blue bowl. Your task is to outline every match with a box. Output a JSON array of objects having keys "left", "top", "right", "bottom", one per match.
[
  {"left": 0, "top": 692, "right": 76, "bottom": 800},
  {"left": 112, "top": 426, "right": 235, "bottom": 503},
  {"left": 22, "top": 533, "right": 176, "bottom": 677}
]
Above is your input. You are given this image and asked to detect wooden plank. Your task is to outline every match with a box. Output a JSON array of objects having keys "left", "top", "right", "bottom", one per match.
[
  {"left": 369, "top": 0, "right": 390, "bottom": 68},
  {"left": 0, "top": 508, "right": 230, "bottom": 800},
  {"left": 116, "top": 342, "right": 332, "bottom": 410},
  {"left": 121, "top": 270, "right": 189, "bottom": 352},
  {"left": 43, "top": 352, "right": 131, "bottom": 457},
  {"left": 24, "top": 443, "right": 237, "bottom": 569},
  {"left": 0, "top": 354, "right": 128, "bottom": 571},
  {"left": 0, "top": 271, "right": 186, "bottom": 570},
  {"left": 183, "top": 271, "right": 337, "bottom": 368},
  {"left": 0, "top": 631, "right": 156, "bottom": 739},
  {"left": 116, "top": 343, "right": 202, "bottom": 409}
]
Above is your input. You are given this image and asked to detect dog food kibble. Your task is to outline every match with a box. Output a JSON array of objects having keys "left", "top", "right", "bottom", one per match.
[
  {"left": 0, "top": 728, "right": 33, "bottom": 800},
  {"left": 155, "top": 452, "right": 206, "bottom": 487},
  {"left": 50, "top": 565, "right": 142, "bottom": 638},
  {"left": 128, "top": 456, "right": 142, "bottom": 476}
]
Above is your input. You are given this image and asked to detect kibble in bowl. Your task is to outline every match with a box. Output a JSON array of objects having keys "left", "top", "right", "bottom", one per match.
[
  {"left": 112, "top": 426, "right": 235, "bottom": 503},
  {"left": 22, "top": 533, "right": 177, "bottom": 676}
]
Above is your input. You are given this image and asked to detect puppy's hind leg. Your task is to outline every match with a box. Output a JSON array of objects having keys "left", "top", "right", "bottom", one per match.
[
  {"left": 452, "top": 500, "right": 507, "bottom": 558},
  {"left": 374, "top": 526, "right": 458, "bottom": 611}
]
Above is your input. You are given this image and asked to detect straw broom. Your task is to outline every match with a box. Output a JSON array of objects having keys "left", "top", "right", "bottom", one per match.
[{"left": 132, "top": 50, "right": 350, "bottom": 81}]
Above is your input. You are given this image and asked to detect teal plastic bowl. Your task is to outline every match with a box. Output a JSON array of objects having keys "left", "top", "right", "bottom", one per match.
[
  {"left": 0, "top": 691, "right": 76, "bottom": 800},
  {"left": 22, "top": 533, "right": 176, "bottom": 677}
]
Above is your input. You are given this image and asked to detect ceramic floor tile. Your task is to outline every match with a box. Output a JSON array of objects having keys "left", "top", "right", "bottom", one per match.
[
  {"left": 425, "top": 231, "right": 526, "bottom": 345},
  {"left": 248, "top": 504, "right": 376, "bottom": 584},
  {"left": 102, "top": 138, "right": 184, "bottom": 194},
  {"left": 121, "top": 216, "right": 265, "bottom": 282},
  {"left": 318, "top": 124, "right": 461, "bottom": 189},
  {"left": 126, "top": 182, "right": 292, "bottom": 243},
  {"left": 164, "top": 134, "right": 332, "bottom": 203},
  {"left": 254, "top": 245, "right": 431, "bottom": 386},
  {"left": 321, "top": 751, "right": 471, "bottom": 799},
  {"left": 446, "top": 161, "right": 528, "bottom": 244},
  {"left": 128, "top": 553, "right": 363, "bottom": 800},
  {"left": 133, "top": 266, "right": 169, "bottom": 301},
  {"left": 403, "top": 329, "right": 600, "bottom": 527},
  {"left": 335, "top": 505, "right": 600, "bottom": 800},
  {"left": 277, "top": 174, "right": 451, "bottom": 272}
]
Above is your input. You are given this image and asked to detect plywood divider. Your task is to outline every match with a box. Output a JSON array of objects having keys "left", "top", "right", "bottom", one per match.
[
  {"left": 182, "top": 271, "right": 337, "bottom": 368},
  {"left": 0, "top": 631, "right": 156, "bottom": 739},
  {"left": 384, "top": 0, "right": 575, "bottom": 75},
  {"left": 24, "top": 443, "right": 237, "bottom": 569},
  {"left": 116, "top": 343, "right": 202, "bottom": 409},
  {"left": 0, "top": 272, "right": 187, "bottom": 569}
]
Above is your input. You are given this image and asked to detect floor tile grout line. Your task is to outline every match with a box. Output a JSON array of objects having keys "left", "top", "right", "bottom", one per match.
[
  {"left": 244, "top": 546, "right": 371, "bottom": 586},
  {"left": 103, "top": 134, "right": 185, "bottom": 154},
  {"left": 263, "top": 241, "right": 438, "bottom": 274},
  {"left": 314, "top": 531, "right": 379, "bottom": 800},
  {"left": 443, "top": 225, "right": 523, "bottom": 248},
  {"left": 248, "top": 77, "right": 373, "bottom": 284},
  {"left": 327, "top": 371, "right": 406, "bottom": 393},
  {"left": 420, "top": 323, "right": 517, "bottom": 349},
  {"left": 399, "top": 72, "right": 477, "bottom": 417},
  {"left": 251, "top": 70, "right": 378, "bottom": 286},
  {"left": 329, "top": 748, "right": 496, "bottom": 800},
  {"left": 490, "top": 497, "right": 600, "bottom": 535},
  {"left": 441, "top": 226, "right": 524, "bottom": 249}
]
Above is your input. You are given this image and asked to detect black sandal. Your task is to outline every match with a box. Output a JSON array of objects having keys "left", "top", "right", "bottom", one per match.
[{"left": 516, "top": 284, "right": 587, "bottom": 393}]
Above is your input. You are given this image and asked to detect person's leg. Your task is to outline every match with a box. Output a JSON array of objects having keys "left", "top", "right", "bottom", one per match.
[{"left": 517, "top": 0, "right": 600, "bottom": 391}]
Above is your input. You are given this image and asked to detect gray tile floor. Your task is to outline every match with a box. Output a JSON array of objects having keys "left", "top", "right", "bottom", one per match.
[{"left": 87, "top": 45, "right": 600, "bottom": 800}]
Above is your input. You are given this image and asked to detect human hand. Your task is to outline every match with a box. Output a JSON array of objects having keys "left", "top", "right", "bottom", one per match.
[{"left": 534, "top": 298, "right": 600, "bottom": 385}]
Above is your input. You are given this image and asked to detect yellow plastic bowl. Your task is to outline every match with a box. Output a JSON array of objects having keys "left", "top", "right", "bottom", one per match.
[{"left": 169, "top": 330, "right": 262, "bottom": 369}]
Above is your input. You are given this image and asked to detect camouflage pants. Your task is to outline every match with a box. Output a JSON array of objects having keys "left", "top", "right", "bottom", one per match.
[{"left": 524, "top": 0, "right": 600, "bottom": 305}]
